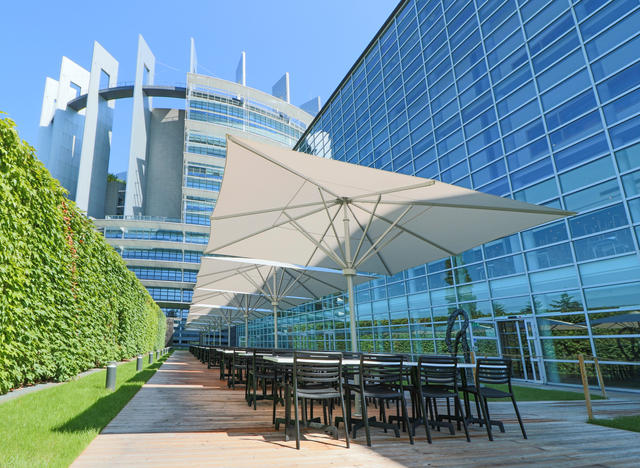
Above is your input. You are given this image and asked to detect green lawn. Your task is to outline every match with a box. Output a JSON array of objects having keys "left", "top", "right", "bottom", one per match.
[
  {"left": 589, "top": 415, "right": 640, "bottom": 433},
  {"left": 462, "top": 384, "right": 605, "bottom": 402},
  {"left": 0, "top": 351, "right": 171, "bottom": 468}
]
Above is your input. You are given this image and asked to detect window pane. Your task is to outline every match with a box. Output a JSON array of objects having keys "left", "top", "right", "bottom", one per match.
[{"left": 559, "top": 156, "right": 616, "bottom": 193}]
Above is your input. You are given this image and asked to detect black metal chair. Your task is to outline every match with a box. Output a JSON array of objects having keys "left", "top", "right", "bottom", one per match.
[
  {"left": 464, "top": 358, "right": 527, "bottom": 441},
  {"left": 247, "top": 348, "right": 277, "bottom": 410},
  {"left": 230, "top": 348, "right": 251, "bottom": 389},
  {"left": 290, "top": 351, "right": 350, "bottom": 450},
  {"left": 416, "top": 355, "right": 470, "bottom": 443},
  {"left": 350, "top": 353, "right": 414, "bottom": 447}
]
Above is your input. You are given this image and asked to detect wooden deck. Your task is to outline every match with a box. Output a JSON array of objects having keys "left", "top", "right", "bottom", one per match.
[{"left": 72, "top": 350, "right": 640, "bottom": 467}]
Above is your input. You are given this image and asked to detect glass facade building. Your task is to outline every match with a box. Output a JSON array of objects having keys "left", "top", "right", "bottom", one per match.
[{"left": 247, "top": 0, "right": 640, "bottom": 389}]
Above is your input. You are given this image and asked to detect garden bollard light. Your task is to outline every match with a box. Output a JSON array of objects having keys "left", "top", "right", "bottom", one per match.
[
  {"left": 136, "top": 355, "right": 143, "bottom": 371},
  {"left": 149, "top": 352, "right": 154, "bottom": 364},
  {"left": 106, "top": 362, "right": 117, "bottom": 390}
]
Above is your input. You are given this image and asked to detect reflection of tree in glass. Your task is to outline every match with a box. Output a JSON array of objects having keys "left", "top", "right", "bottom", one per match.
[{"left": 550, "top": 293, "right": 582, "bottom": 312}]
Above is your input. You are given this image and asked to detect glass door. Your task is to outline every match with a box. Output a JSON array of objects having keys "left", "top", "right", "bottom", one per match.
[{"left": 496, "top": 318, "right": 543, "bottom": 382}]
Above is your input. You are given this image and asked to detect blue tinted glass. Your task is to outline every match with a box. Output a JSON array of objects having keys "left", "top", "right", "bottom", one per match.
[
  {"left": 549, "top": 110, "right": 602, "bottom": 150},
  {"left": 461, "top": 91, "right": 493, "bottom": 122},
  {"left": 486, "top": 254, "right": 525, "bottom": 278},
  {"left": 460, "top": 76, "right": 490, "bottom": 107},
  {"left": 469, "top": 141, "right": 503, "bottom": 169},
  {"left": 472, "top": 158, "right": 506, "bottom": 187},
  {"left": 574, "top": 228, "right": 636, "bottom": 261},
  {"left": 497, "top": 82, "right": 536, "bottom": 117},
  {"left": 467, "top": 125, "right": 500, "bottom": 154},
  {"left": 554, "top": 132, "right": 609, "bottom": 171},
  {"left": 503, "top": 118, "right": 545, "bottom": 153},
  {"left": 537, "top": 49, "right": 586, "bottom": 91},
  {"left": 531, "top": 29, "right": 581, "bottom": 74},
  {"left": 500, "top": 100, "right": 539, "bottom": 134},
  {"left": 484, "top": 10, "right": 519, "bottom": 48},
  {"left": 441, "top": 160, "right": 468, "bottom": 183},
  {"left": 457, "top": 60, "right": 488, "bottom": 90},
  {"left": 622, "top": 168, "right": 640, "bottom": 196},
  {"left": 507, "top": 137, "right": 549, "bottom": 170},
  {"left": 545, "top": 90, "right": 597, "bottom": 130},
  {"left": 493, "top": 65, "right": 532, "bottom": 101},
  {"left": 511, "top": 157, "right": 554, "bottom": 190},
  {"left": 564, "top": 179, "right": 621, "bottom": 212},
  {"left": 514, "top": 177, "right": 558, "bottom": 203},
  {"left": 591, "top": 34, "right": 640, "bottom": 82},
  {"left": 438, "top": 144, "right": 466, "bottom": 169},
  {"left": 603, "top": 87, "right": 640, "bottom": 126},
  {"left": 585, "top": 10, "right": 639, "bottom": 60},
  {"left": 569, "top": 203, "right": 629, "bottom": 237},
  {"left": 574, "top": 0, "right": 610, "bottom": 22},
  {"left": 615, "top": 141, "right": 640, "bottom": 172},
  {"left": 437, "top": 129, "right": 463, "bottom": 154},
  {"left": 481, "top": 176, "right": 511, "bottom": 195},
  {"left": 524, "top": 0, "right": 569, "bottom": 38},
  {"left": 465, "top": 107, "right": 497, "bottom": 136},
  {"left": 526, "top": 243, "right": 574, "bottom": 271},
  {"left": 609, "top": 114, "right": 640, "bottom": 149},
  {"left": 541, "top": 70, "right": 591, "bottom": 110},
  {"left": 484, "top": 234, "right": 521, "bottom": 259},
  {"left": 487, "top": 29, "right": 525, "bottom": 68},
  {"left": 580, "top": 0, "right": 639, "bottom": 41},
  {"left": 528, "top": 12, "right": 574, "bottom": 55},
  {"left": 450, "top": 16, "right": 478, "bottom": 49},
  {"left": 597, "top": 61, "right": 640, "bottom": 102},
  {"left": 559, "top": 156, "right": 616, "bottom": 193}
]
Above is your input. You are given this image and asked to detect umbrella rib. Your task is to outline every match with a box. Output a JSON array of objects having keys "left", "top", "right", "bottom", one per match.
[
  {"left": 345, "top": 202, "right": 393, "bottom": 276},
  {"left": 302, "top": 202, "right": 343, "bottom": 268},
  {"left": 352, "top": 194, "right": 381, "bottom": 264},
  {"left": 353, "top": 205, "right": 413, "bottom": 270},
  {"left": 208, "top": 204, "right": 329, "bottom": 254},
  {"left": 356, "top": 199, "right": 573, "bottom": 216},
  {"left": 353, "top": 201, "right": 458, "bottom": 256},
  {"left": 348, "top": 180, "right": 436, "bottom": 201},
  {"left": 210, "top": 200, "right": 327, "bottom": 221},
  {"left": 319, "top": 188, "right": 346, "bottom": 261},
  {"left": 356, "top": 230, "right": 405, "bottom": 268},
  {"left": 228, "top": 135, "right": 342, "bottom": 199},
  {"left": 282, "top": 212, "right": 347, "bottom": 268}
]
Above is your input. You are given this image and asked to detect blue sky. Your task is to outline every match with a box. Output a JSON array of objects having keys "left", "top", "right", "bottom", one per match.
[{"left": 0, "top": 0, "right": 396, "bottom": 174}]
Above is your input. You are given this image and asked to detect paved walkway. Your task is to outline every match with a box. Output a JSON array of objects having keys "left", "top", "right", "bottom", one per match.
[{"left": 72, "top": 350, "right": 640, "bottom": 467}]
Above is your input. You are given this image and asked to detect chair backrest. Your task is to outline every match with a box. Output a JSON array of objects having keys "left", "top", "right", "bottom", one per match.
[
  {"left": 293, "top": 351, "right": 342, "bottom": 389},
  {"left": 476, "top": 358, "right": 511, "bottom": 386},
  {"left": 418, "top": 355, "right": 458, "bottom": 387},
  {"left": 360, "top": 353, "right": 404, "bottom": 386}
]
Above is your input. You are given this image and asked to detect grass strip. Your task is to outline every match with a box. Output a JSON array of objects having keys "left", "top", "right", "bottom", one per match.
[
  {"left": 589, "top": 415, "right": 640, "bottom": 433},
  {"left": 461, "top": 383, "right": 605, "bottom": 401},
  {"left": 0, "top": 351, "right": 172, "bottom": 468}
]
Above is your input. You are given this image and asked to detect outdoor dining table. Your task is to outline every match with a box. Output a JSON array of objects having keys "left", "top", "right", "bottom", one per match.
[{"left": 262, "top": 355, "right": 506, "bottom": 438}]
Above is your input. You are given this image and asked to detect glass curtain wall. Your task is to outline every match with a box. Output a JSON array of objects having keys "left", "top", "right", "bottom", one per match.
[{"left": 249, "top": 0, "right": 640, "bottom": 389}]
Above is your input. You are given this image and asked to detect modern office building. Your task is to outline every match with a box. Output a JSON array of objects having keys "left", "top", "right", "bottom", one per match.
[
  {"left": 244, "top": 0, "right": 640, "bottom": 390},
  {"left": 37, "top": 36, "right": 317, "bottom": 345}
]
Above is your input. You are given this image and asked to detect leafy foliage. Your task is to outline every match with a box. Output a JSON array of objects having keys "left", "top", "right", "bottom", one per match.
[{"left": 0, "top": 116, "right": 166, "bottom": 394}]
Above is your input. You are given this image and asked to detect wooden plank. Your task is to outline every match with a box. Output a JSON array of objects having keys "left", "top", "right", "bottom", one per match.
[{"left": 72, "top": 350, "right": 640, "bottom": 468}]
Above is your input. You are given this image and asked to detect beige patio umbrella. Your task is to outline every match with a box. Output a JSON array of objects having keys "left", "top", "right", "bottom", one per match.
[
  {"left": 190, "top": 255, "right": 377, "bottom": 347},
  {"left": 188, "top": 289, "right": 271, "bottom": 346},
  {"left": 206, "top": 135, "right": 574, "bottom": 351}
]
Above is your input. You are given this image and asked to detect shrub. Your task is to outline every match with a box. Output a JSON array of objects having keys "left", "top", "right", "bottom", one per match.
[{"left": 0, "top": 116, "right": 165, "bottom": 394}]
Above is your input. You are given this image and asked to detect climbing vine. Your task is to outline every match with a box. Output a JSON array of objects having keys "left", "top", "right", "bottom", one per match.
[{"left": 0, "top": 116, "right": 166, "bottom": 394}]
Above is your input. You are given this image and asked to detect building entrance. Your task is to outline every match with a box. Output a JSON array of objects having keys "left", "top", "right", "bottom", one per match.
[{"left": 496, "top": 318, "right": 544, "bottom": 383}]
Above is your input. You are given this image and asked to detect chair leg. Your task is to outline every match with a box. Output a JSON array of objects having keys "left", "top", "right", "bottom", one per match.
[
  {"left": 294, "top": 391, "right": 301, "bottom": 449},
  {"left": 454, "top": 396, "right": 470, "bottom": 442},
  {"left": 511, "top": 396, "right": 527, "bottom": 439},
  {"left": 419, "top": 391, "right": 432, "bottom": 444},
  {"left": 362, "top": 394, "right": 372, "bottom": 447},
  {"left": 474, "top": 394, "right": 483, "bottom": 427},
  {"left": 339, "top": 394, "right": 351, "bottom": 448},
  {"left": 401, "top": 395, "right": 414, "bottom": 445},
  {"left": 480, "top": 395, "right": 493, "bottom": 441}
]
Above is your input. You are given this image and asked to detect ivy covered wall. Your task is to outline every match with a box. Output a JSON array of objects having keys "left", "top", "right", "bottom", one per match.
[{"left": 0, "top": 116, "right": 166, "bottom": 394}]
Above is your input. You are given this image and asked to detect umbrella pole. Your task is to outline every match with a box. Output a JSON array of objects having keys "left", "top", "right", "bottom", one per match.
[
  {"left": 244, "top": 312, "right": 249, "bottom": 347},
  {"left": 346, "top": 273, "right": 357, "bottom": 352},
  {"left": 272, "top": 301, "right": 278, "bottom": 349}
]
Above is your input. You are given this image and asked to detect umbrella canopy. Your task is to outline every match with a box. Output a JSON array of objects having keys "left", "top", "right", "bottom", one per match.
[
  {"left": 207, "top": 135, "right": 574, "bottom": 350},
  {"left": 189, "top": 255, "right": 378, "bottom": 346}
]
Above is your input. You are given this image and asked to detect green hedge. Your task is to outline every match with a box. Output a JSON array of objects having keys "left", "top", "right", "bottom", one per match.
[{"left": 0, "top": 116, "right": 166, "bottom": 394}]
